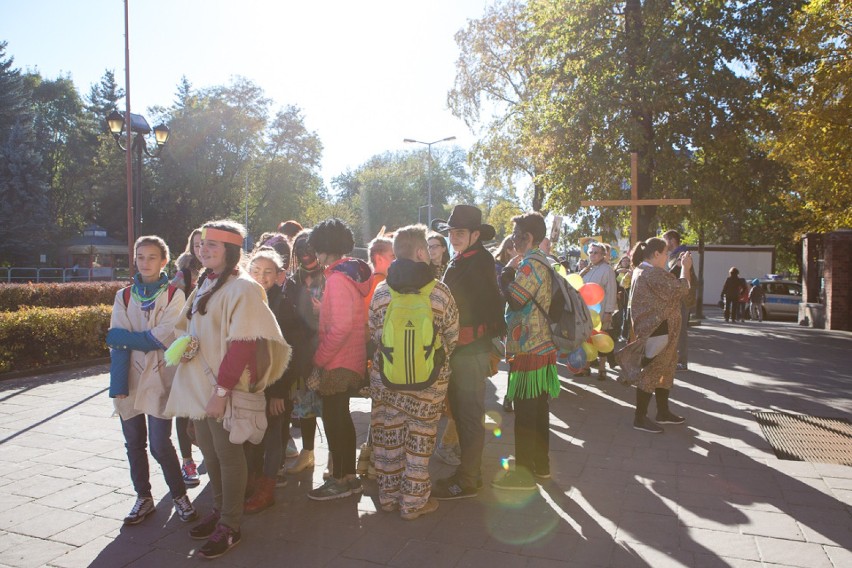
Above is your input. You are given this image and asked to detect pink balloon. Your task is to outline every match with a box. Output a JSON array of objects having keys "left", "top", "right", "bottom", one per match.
[{"left": 580, "top": 283, "right": 605, "bottom": 306}]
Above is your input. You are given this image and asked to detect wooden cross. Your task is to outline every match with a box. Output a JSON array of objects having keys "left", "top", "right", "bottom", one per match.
[{"left": 580, "top": 153, "right": 691, "bottom": 245}]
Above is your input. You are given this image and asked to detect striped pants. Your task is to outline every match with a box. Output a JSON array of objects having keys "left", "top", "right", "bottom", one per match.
[{"left": 370, "top": 386, "right": 445, "bottom": 515}]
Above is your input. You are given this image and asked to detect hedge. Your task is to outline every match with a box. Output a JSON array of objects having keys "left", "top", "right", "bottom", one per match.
[
  {"left": 0, "top": 282, "right": 125, "bottom": 312},
  {"left": 0, "top": 305, "right": 111, "bottom": 374}
]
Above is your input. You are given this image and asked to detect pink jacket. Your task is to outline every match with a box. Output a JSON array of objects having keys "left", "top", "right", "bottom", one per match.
[{"left": 313, "top": 258, "right": 372, "bottom": 373}]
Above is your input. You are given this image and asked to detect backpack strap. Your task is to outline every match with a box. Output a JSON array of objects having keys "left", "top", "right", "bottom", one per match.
[{"left": 524, "top": 256, "right": 557, "bottom": 323}]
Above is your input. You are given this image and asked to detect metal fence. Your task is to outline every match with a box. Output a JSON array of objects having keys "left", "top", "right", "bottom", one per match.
[{"left": 0, "top": 267, "right": 130, "bottom": 284}]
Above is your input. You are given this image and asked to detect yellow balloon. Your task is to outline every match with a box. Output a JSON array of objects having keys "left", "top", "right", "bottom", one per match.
[
  {"left": 581, "top": 341, "right": 598, "bottom": 362},
  {"left": 590, "top": 310, "right": 602, "bottom": 331},
  {"left": 592, "top": 333, "right": 614, "bottom": 354},
  {"left": 567, "top": 273, "right": 584, "bottom": 291}
]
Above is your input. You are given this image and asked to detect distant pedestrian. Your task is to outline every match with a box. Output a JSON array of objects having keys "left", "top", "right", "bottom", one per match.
[
  {"left": 427, "top": 233, "right": 450, "bottom": 279},
  {"left": 749, "top": 279, "right": 765, "bottom": 322},
  {"left": 721, "top": 268, "right": 745, "bottom": 323},
  {"left": 582, "top": 241, "right": 617, "bottom": 380},
  {"left": 107, "top": 235, "right": 197, "bottom": 527}
]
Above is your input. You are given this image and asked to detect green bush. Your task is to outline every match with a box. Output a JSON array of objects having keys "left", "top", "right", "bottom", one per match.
[
  {"left": 0, "top": 305, "right": 111, "bottom": 374},
  {"left": 0, "top": 282, "right": 125, "bottom": 312}
]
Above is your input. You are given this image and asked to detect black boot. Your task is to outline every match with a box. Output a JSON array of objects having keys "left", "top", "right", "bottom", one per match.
[
  {"left": 655, "top": 388, "right": 685, "bottom": 424},
  {"left": 633, "top": 390, "right": 662, "bottom": 433}
]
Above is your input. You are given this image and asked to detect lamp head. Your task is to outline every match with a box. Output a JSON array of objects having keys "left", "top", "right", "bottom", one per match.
[
  {"left": 153, "top": 124, "right": 170, "bottom": 146},
  {"left": 107, "top": 110, "right": 125, "bottom": 135}
]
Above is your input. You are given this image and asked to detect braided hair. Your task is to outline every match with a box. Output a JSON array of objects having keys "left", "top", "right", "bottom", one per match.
[{"left": 189, "top": 220, "right": 245, "bottom": 320}]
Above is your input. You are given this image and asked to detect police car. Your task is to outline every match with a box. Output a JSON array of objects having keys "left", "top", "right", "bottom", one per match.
[{"left": 757, "top": 275, "right": 802, "bottom": 319}]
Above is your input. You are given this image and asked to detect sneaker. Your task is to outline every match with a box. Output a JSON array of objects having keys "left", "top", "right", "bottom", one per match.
[
  {"left": 307, "top": 478, "right": 352, "bottom": 501},
  {"left": 432, "top": 477, "right": 478, "bottom": 501},
  {"left": 401, "top": 497, "right": 439, "bottom": 521},
  {"left": 356, "top": 443, "right": 371, "bottom": 475},
  {"left": 182, "top": 462, "right": 200, "bottom": 488},
  {"left": 189, "top": 510, "right": 220, "bottom": 540},
  {"left": 491, "top": 470, "right": 536, "bottom": 491},
  {"left": 275, "top": 470, "right": 288, "bottom": 488},
  {"left": 676, "top": 363, "right": 689, "bottom": 371},
  {"left": 656, "top": 412, "right": 686, "bottom": 425},
  {"left": 502, "top": 398, "right": 514, "bottom": 413},
  {"left": 633, "top": 416, "right": 664, "bottom": 434},
  {"left": 173, "top": 494, "right": 198, "bottom": 523},
  {"left": 285, "top": 449, "right": 315, "bottom": 474},
  {"left": 123, "top": 496, "right": 155, "bottom": 525},
  {"left": 285, "top": 438, "right": 299, "bottom": 459},
  {"left": 197, "top": 524, "right": 241, "bottom": 560},
  {"left": 434, "top": 445, "right": 461, "bottom": 467},
  {"left": 348, "top": 476, "right": 363, "bottom": 494},
  {"left": 533, "top": 468, "right": 551, "bottom": 480}
]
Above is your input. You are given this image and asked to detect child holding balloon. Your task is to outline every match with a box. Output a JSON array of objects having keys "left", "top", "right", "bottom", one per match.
[{"left": 494, "top": 212, "right": 559, "bottom": 491}]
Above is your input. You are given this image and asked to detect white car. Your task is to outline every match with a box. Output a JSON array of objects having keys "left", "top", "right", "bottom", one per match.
[{"left": 758, "top": 278, "right": 802, "bottom": 319}]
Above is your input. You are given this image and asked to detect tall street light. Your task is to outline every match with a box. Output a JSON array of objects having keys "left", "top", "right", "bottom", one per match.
[
  {"left": 107, "top": 110, "right": 169, "bottom": 255},
  {"left": 404, "top": 136, "right": 456, "bottom": 227}
]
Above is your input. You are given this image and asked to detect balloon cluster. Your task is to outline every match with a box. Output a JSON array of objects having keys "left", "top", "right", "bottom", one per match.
[{"left": 564, "top": 277, "right": 614, "bottom": 373}]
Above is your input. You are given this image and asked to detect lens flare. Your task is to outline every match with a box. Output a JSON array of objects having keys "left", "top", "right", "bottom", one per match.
[
  {"left": 501, "top": 457, "right": 510, "bottom": 470},
  {"left": 494, "top": 427, "right": 502, "bottom": 438}
]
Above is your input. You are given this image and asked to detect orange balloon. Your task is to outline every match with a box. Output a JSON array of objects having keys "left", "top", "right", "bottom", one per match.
[{"left": 580, "top": 282, "right": 605, "bottom": 306}]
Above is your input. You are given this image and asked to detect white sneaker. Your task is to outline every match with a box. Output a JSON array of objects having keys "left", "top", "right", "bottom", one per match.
[
  {"left": 124, "top": 496, "right": 155, "bottom": 525},
  {"left": 173, "top": 494, "right": 198, "bottom": 523}
]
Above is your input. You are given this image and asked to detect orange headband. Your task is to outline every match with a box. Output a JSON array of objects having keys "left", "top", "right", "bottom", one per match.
[{"left": 201, "top": 227, "right": 244, "bottom": 247}]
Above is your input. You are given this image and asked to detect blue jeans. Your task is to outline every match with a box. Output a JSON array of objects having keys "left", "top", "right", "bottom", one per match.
[
  {"left": 447, "top": 349, "right": 490, "bottom": 489},
  {"left": 120, "top": 414, "right": 186, "bottom": 499}
]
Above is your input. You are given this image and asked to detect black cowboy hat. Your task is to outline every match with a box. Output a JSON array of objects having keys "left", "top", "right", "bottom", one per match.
[{"left": 431, "top": 204, "right": 496, "bottom": 242}]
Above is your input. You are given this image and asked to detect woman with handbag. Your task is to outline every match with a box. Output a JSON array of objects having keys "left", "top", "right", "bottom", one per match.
[
  {"left": 165, "top": 220, "right": 291, "bottom": 559},
  {"left": 306, "top": 219, "right": 373, "bottom": 501},
  {"left": 624, "top": 237, "right": 692, "bottom": 434}
]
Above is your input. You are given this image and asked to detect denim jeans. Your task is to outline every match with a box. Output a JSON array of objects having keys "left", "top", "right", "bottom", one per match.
[
  {"left": 447, "top": 349, "right": 490, "bottom": 489},
  {"left": 120, "top": 413, "right": 186, "bottom": 499}
]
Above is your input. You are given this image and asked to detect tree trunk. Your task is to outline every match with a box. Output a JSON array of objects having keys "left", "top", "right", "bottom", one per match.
[{"left": 624, "top": 0, "right": 656, "bottom": 240}]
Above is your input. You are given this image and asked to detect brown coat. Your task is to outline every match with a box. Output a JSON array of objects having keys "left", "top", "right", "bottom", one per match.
[{"left": 630, "top": 264, "right": 689, "bottom": 393}]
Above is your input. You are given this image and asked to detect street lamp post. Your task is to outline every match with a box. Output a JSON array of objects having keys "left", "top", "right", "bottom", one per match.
[
  {"left": 107, "top": 110, "right": 169, "bottom": 257},
  {"left": 403, "top": 136, "right": 456, "bottom": 227}
]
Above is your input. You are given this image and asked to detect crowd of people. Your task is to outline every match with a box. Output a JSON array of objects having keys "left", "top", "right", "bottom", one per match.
[{"left": 107, "top": 205, "right": 696, "bottom": 559}]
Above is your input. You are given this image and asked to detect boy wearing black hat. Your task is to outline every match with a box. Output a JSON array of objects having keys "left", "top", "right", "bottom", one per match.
[{"left": 431, "top": 205, "right": 506, "bottom": 499}]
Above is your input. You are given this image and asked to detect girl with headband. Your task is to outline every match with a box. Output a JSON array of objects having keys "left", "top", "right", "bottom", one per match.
[{"left": 165, "top": 220, "right": 291, "bottom": 559}]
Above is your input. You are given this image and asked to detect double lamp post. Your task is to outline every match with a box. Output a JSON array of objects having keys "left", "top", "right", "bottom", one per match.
[{"left": 106, "top": 110, "right": 169, "bottom": 262}]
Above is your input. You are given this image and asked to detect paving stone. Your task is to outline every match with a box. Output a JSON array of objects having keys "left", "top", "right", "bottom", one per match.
[
  {"left": 10, "top": 508, "right": 90, "bottom": 539},
  {"left": 388, "top": 538, "right": 467, "bottom": 567},
  {"left": 0, "top": 532, "right": 73, "bottom": 568},
  {"left": 739, "top": 509, "right": 804, "bottom": 540},
  {"left": 754, "top": 536, "right": 833, "bottom": 568},
  {"left": 45, "top": 535, "right": 148, "bottom": 568},
  {"left": 681, "top": 528, "right": 761, "bottom": 562}
]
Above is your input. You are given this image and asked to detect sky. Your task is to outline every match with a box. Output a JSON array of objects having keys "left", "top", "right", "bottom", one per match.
[{"left": 1, "top": 0, "right": 493, "bottom": 188}]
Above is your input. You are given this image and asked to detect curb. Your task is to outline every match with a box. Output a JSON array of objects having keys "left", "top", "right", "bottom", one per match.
[{"left": 0, "top": 357, "right": 110, "bottom": 382}]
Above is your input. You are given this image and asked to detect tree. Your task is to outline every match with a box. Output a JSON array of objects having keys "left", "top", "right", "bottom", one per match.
[
  {"left": 451, "top": 0, "right": 804, "bottom": 245},
  {"left": 0, "top": 122, "right": 49, "bottom": 263},
  {"left": 762, "top": 0, "right": 851, "bottom": 232}
]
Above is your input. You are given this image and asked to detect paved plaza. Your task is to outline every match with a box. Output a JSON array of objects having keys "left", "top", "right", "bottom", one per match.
[{"left": 0, "top": 308, "right": 850, "bottom": 567}]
